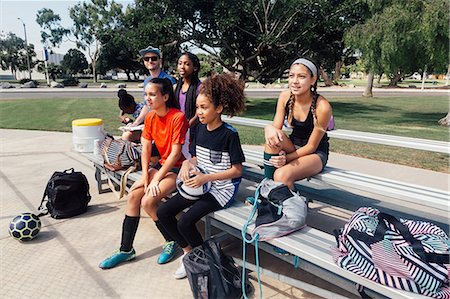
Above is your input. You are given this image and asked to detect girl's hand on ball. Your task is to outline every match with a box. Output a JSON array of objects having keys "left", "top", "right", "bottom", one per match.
[
  {"left": 178, "top": 164, "right": 191, "bottom": 182},
  {"left": 185, "top": 171, "right": 207, "bottom": 188}
]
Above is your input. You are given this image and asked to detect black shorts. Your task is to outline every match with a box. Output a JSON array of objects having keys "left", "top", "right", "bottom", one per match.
[
  {"left": 152, "top": 162, "right": 180, "bottom": 174},
  {"left": 151, "top": 143, "right": 160, "bottom": 157}
]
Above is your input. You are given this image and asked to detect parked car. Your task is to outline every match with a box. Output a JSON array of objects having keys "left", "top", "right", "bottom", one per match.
[{"left": 408, "top": 72, "right": 422, "bottom": 80}]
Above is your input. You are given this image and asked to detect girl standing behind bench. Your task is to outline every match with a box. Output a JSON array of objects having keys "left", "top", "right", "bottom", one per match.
[
  {"left": 264, "top": 58, "right": 332, "bottom": 189},
  {"left": 174, "top": 52, "right": 202, "bottom": 158},
  {"left": 157, "top": 73, "right": 246, "bottom": 279},
  {"left": 99, "top": 78, "right": 188, "bottom": 269}
]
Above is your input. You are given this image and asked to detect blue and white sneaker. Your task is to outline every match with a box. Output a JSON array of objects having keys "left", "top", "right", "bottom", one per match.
[
  {"left": 99, "top": 249, "right": 136, "bottom": 269},
  {"left": 157, "top": 241, "right": 179, "bottom": 264}
]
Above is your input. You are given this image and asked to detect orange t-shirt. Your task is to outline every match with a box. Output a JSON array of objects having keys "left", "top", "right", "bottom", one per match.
[{"left": 141, "top": 108, "right": 188, "bottom": 167}]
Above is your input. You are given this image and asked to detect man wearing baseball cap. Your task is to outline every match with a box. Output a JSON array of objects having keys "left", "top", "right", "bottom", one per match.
[
  {"left": 129, "top": 46, "right": 177, "bottom": 127},
  {"left": 139, "top": 45, "right": 176, "bottom": 87}
]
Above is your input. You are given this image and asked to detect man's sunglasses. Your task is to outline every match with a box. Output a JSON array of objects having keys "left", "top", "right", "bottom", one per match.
[{"left": 143, "top": 56, "right": 159, "bottom": 62}]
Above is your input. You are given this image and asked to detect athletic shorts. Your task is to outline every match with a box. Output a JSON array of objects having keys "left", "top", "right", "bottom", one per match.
[
  {"left": 152, "top": 162, "right": 180, "bottom": 174},
  {"left": 294, "top": 144, "right": 328, "bottom": 171}
]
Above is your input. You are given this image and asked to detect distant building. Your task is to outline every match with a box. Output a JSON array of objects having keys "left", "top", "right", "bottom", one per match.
[
  {"left": 4, "top": 51, "right": 66, "bottom": 80},
  {"left": 36, "top": 51, "right": 64, "bottom": 65}
]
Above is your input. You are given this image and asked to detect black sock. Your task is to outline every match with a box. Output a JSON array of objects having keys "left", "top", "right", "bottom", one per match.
[
  {"left": 155, "top": 220, "right": 173, "bottom": 242},
  {"left": 120, "top": 215, "right": 140, "bottom": 252}
]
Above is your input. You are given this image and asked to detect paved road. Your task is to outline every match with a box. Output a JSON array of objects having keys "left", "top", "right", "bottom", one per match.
[{"left": 1, "top": 87, "right": 448, "bottom": 100}]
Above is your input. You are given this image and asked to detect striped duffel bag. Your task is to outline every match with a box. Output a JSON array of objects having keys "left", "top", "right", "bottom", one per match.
[
  {"left": 101, "top": 135, "right": 141, "bottom": 171},
  {"left": 332, "top": 207, "right": 450, "bottom": 298}
]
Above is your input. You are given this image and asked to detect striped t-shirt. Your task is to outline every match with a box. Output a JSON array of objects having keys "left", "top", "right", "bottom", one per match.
[{"left": 190, "top": 123, "right": 245, "bottom": 207}]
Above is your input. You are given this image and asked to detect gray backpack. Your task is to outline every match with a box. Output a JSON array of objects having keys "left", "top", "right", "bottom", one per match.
[
  {"left": 250, "top": 178, "right": 307, "bottom": 241},
  {"left": 241, "top": 179, "right": 307, "bottom": 297}
]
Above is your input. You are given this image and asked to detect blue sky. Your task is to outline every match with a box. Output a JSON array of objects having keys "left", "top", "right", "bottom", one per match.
[{"left": 0, "top": 0, "right": 133, "bottom": 60}]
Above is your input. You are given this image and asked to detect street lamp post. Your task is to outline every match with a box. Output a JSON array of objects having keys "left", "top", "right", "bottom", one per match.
[{"left": 17, "top": 18, "right": 32, "bottom": 80}]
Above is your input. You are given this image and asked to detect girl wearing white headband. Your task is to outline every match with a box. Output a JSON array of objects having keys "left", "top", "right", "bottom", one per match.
[{"left": 263, "top": 57, "right": 332, "bottom": 189}]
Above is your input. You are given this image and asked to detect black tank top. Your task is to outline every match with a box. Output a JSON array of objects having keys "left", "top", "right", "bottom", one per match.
[{"left": 284, "top": 94, "right": 329, "bottom": 154}]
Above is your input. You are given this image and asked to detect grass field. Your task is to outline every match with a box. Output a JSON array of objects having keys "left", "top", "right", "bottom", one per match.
[{"left": 0, "top": 95, "right": 448, "bottom": 172}]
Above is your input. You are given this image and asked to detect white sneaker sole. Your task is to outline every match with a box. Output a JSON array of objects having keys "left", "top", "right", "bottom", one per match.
[{"left": 173, "top": 272, "right": 187, "bottom": 279}]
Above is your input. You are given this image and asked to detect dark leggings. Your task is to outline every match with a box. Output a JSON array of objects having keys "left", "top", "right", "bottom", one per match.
[{"left": 157, "top": 192, "right": 222, "bottom": 249}]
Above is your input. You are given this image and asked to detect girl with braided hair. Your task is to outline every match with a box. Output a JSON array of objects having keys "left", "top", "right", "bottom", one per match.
[{"left": 264, "top": 58, "right": 332, "bottom": 189}]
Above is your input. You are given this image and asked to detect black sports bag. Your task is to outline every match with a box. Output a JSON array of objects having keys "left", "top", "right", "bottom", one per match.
[
  {"left": 38, "top": 168, "right": 91, "bottom": 219},
  {"left": 183, "top": 239, "right": 250, "bottom": 299}
]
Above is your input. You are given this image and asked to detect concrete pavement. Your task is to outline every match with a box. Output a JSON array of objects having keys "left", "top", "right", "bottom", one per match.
[{"left": 0, "top": 129, "right": 448, "bottom": 298}]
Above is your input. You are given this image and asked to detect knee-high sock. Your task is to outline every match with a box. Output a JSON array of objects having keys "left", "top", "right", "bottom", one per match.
[
  {"left": 263, "top": 152, "right": 279, "bottom": 179},
  {"left": 120, "top": 215, "right": 140, "bottom": 252},
  {"left": 155, "top": 220, "right": 173, "bottom": 242}
]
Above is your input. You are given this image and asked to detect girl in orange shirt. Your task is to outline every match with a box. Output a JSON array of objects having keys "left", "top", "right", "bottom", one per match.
[{"left": 99, "top": 78, "right": 188, "bottom": 269}]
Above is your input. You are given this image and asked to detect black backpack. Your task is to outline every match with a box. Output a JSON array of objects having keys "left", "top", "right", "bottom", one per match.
[
  {"left": 38, "top": 168, "right": 91, "bottom": 219},
  {"left": 183, "top": 239, "right": 250, "bottom": 299}
]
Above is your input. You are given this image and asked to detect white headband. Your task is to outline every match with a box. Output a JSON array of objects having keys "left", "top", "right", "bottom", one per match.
[{"left": 291, "top": 58, "right": 318, "bottom": 77}]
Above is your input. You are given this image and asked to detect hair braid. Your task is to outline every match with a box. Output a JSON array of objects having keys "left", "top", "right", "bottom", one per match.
[
  {"left": 310, "top": 80, "right": 319, "bottom": 126},
  {"left": 287, "top": 93, "right": 295, "bottom": 126}
]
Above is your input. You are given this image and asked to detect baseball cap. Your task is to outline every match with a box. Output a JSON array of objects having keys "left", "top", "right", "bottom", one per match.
[{"left": 139, "top": 46, "right": 161, "bottom": 58}]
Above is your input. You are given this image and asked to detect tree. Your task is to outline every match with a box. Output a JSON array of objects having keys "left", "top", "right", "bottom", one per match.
[
  {"left": 345, "top": 0, "right": 449, "bottom": 96},
  {"left": 166, "top": 0, "right": 368, "bottom": 83},
  {"left": 97, "top": 39, "right": 142, "bottom": 80},
  {"left": 0, "top": 32, "right": 37, "bottom": 79},
  {"left": 121, "top": 0, "right": 183, "bottom": 71},
  {"left": 36, "top": 8, "right": 70, "bottom": 48},
  {"left": 61, "top": 48, "right": 88, "bottom": 75},
  {"left": 197, "top": 53, "right": 223, "bottom": 78},
  {"left": 95, "top": 0, "right": 185, "bottom": 79},
  {"left": 420, "top": 0, "right": 449, "bottom": 75},
  {"left": 69, "top": 0, "right": 123, "bottom": 82},
  {"left": 46, "top": 63, "right": 64, "bottom": 81}
]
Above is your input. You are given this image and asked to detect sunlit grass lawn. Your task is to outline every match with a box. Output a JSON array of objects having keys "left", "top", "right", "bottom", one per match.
[{"left": 0, "top": 95, "right": 448, "bottom": 172}]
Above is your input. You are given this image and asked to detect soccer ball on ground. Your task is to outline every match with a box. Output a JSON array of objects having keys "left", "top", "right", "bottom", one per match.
[
  {"left": 176, "top": 165, "right": 212, "bottom": 200},
  {"left": 8, "top": 212, "right": 41, "bottom": 241}
]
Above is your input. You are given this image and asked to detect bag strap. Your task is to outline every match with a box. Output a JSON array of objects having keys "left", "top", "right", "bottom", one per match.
[
  {"left": 119, "top": 166, "right": 136, "bottom": 199},
  {"left": 376, "top": 213, "right": 450, "bottom": 264},
  {"left": 241, "top": 185, "right": 262, "bottom": 299},
  {"left": 203, "top": 240, "right": 231, "bottom": 295},
  {"left": 37, "top": 183, "right": 49, "bottom": 217},
  {"left": 37, "top": 180, "right": 50, "bottom": 217},
  {"left": 106, "top": 175, "right": 122, "bottom": 199},
  {"left": 348, "top": 212, "right": 450, "bottom": 264},
  {"left": 102, "top": 137, "right": 114, "bottom": 165}
]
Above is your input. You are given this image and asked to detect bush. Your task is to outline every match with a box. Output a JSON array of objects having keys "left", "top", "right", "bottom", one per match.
[
  {"left": 19, "top": 79, "right": 39, "bottom": 86},
  {"left": 62, "top": 77, "right": 79, "bottom": 86}
]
